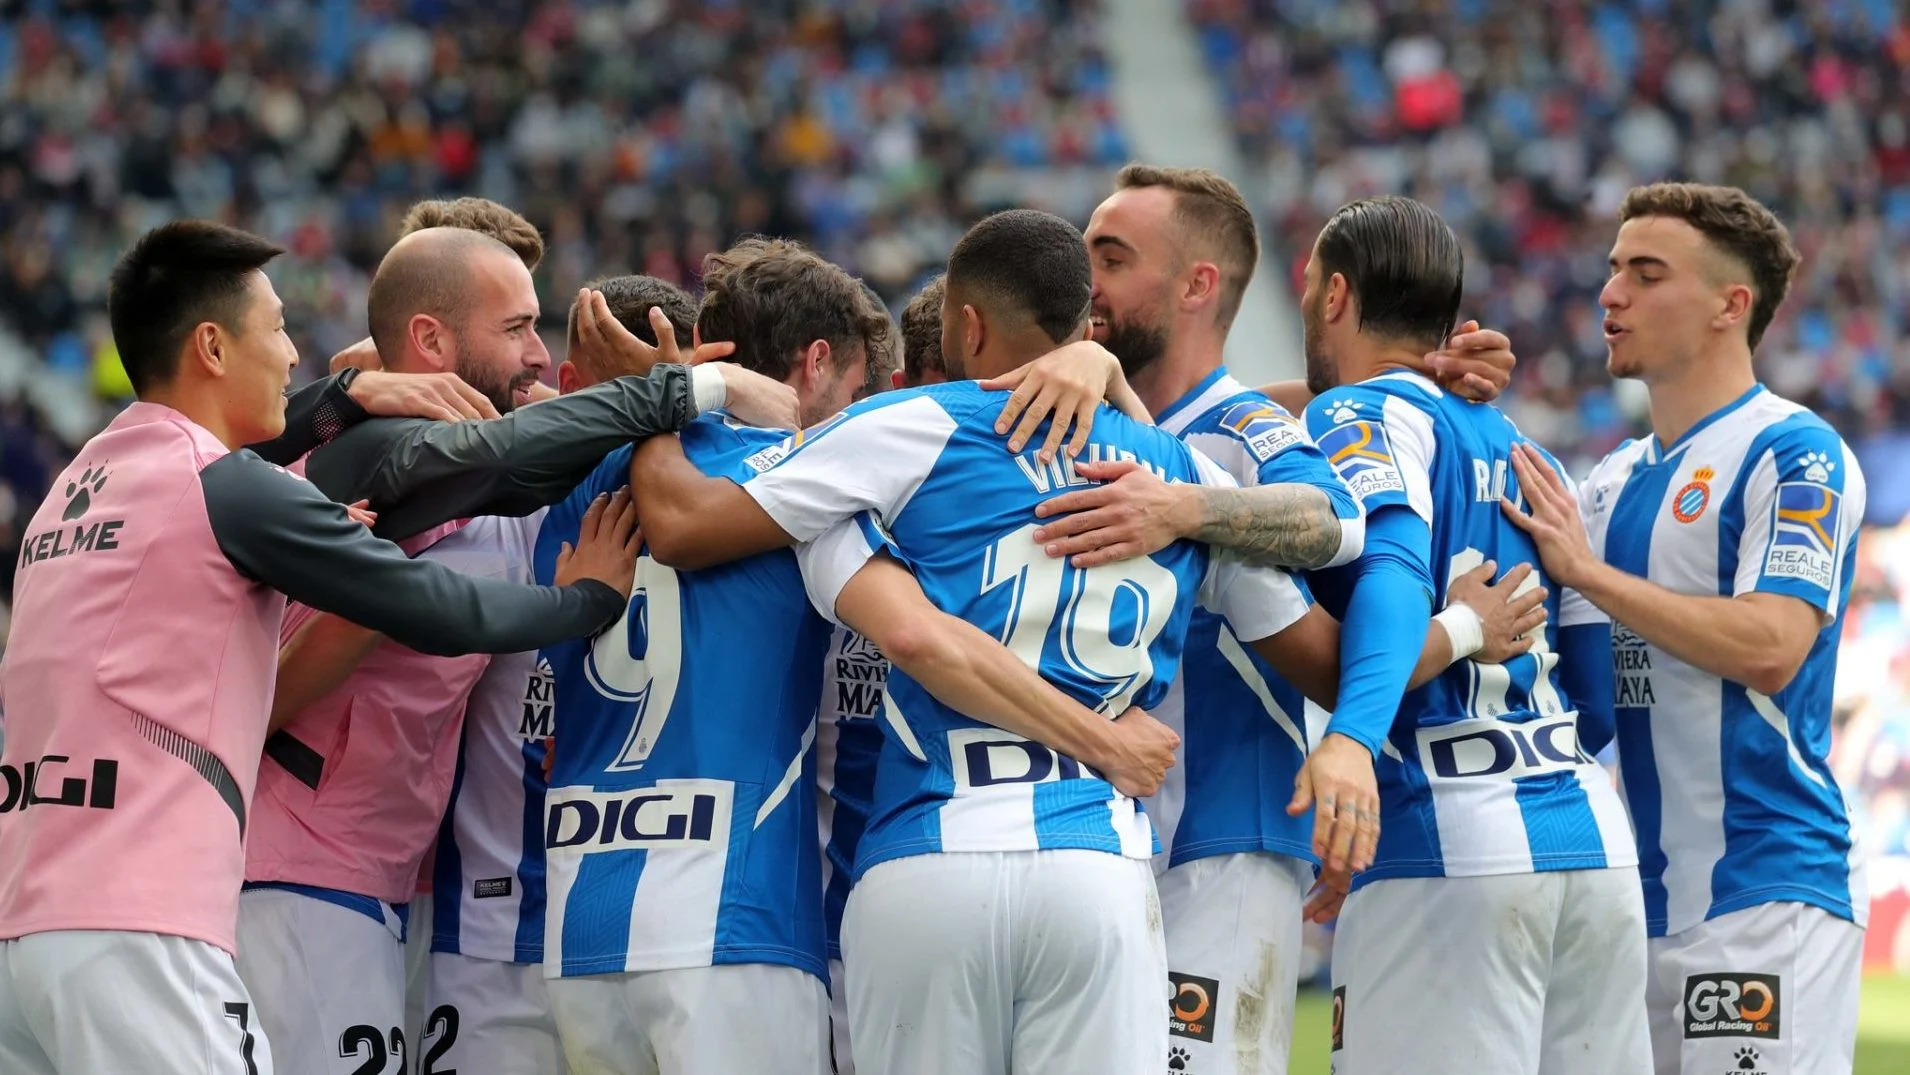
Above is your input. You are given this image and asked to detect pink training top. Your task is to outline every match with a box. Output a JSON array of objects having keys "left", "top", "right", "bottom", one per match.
[
  {"left": 0, "top": 394, "right": 629, "bottom": 956},
  {"left": 246, "top": 514, "right": 538, "bottom": 903}
]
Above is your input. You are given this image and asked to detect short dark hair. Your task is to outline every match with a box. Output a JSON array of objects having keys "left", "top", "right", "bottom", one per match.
[
  {"left": 696, "top": 238, "right": 887, "bottom": 380},
  {"left": 900, "top": 275, "right": 947, "bottom": 386},
  {"left": 366, "top": 227, "right": 518, "bottom": 359},
  {"left": 1619, "top": 182, "right": 1800, "bottom": 350},
  {"left": 1314, "top": 196, "right": 1463, "bottom": 351},
  {"left": 566, "top": 275, "right": 698, "bottom": 383},
  {"left": 857, "top": 280, "right": 899, "bottom": 396},
  {"left": 399, "top": 197, "right": 544, "bottom": 271},
  {"left": 945, "top": 210, "right": 1091, "bottom": 344},
  {"left": 1116, "top": 164, "right": 1259, "bottom": 330},
  {"left": 107, "top": 220, "right": 285, "bottom": 395}
]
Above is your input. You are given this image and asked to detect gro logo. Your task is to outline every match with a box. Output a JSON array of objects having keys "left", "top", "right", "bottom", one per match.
[
  {"left": 1684, "top": 973, "right": 1780, "bottom": 1040},
  {"left": 1167, "top": 972, "right": 1218, "bottom": 1043}
]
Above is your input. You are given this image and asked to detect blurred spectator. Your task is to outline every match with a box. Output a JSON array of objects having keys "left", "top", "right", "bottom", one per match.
[
  {"left": 1188, "top": 0, "right": 1910, "bottom": 477},
  {"left": 0, "top": 0, "right": 1127, "bottom": 584}
]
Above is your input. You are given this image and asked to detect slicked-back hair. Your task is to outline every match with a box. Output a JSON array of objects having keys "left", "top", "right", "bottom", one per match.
[
  {"left": 107, "top": 220, "right": 285, "bottom": 395},
  {"left": 366, "top": 228, "right": 520, "bottom": 360},
  {"left": 695, "top": 238, "right": 886, "bottom": 381},
  {"left": 946, "top": 210, "right": 1092, "bottom": 345},
  {"left": 1315, "top": 195, "right": 1464, "bottom": 351},
  {"left": 900, "top": 275, "right": 947, "bottom": 386},
  {"left": 399, "top": 197, "right": 545, "bottom": 271},
  {"left": 1619, "top": 182, "right": 1801, "bottom": 350},
  {"left": 1116, "top": 164, "right": 1259, "bottom": 330}
]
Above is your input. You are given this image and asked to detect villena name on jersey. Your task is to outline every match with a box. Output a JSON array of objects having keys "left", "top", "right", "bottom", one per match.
[
  {"left": 16, "top": 518, "right": 125, "bottom": 568},
  {"left": 1016, "top": 444, "right": 1174, "bottom": 495}
]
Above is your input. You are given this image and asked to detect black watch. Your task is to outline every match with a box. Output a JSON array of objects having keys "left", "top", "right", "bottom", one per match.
[{"left": 335, "top": 365, "right": 362, "bottom": 395}]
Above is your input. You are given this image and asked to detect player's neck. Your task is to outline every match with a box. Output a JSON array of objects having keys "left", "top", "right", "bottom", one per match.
[
  {"left": 141, "top": 383, "right": 249, "bottom": 450},
  {"left": 1129, "top": 329, "right": 1226, "bottom": 418},
  {"left": 1342, "top": 336, "right": 1432, "bottom": 386},
  {"left": 1645, "top": 345, "right": 1757, "bottom": 448}
]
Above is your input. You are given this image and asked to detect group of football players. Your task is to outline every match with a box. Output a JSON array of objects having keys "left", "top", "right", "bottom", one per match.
[{"left": 0, "top": 164, "right": 1870, "bottom": 1075}]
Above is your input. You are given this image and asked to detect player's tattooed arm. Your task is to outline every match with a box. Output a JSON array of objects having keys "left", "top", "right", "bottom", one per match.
[
  {"left": 627, "top": 433, "right": 795, "bottom": 570},
  {"left": 1186, "top": 484, "right": 1343, "bottom": 570},
  {"left": 1033, "top": 459, "right": 1342, "bottom": 570}
]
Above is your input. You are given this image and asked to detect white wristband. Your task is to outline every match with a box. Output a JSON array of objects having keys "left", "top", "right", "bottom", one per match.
[
  {"left": 690, "top": 365, "right": 727, "bottom": 414},
  {"left": 1434, "top": 603, "right": 1485, "bottom": 662}
]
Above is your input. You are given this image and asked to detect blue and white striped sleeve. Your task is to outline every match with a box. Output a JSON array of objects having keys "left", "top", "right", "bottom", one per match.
[
  {"left": 1732, "top": 422, "right": 1865, "bottom": 619},
  {"left": 741, "top": 392, "right": 960, "bottom": 544}
]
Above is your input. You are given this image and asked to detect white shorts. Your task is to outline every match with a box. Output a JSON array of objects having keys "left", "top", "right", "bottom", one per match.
[
  {"left": 235, "top": 888, "right": 406, "bottom": 1075},
  {"left": 841, "top": 849, "right": 1168, "bottom": 1075},
  {"left": 1157, "top": 851, "right": 1311, "bottom": 1075},
  {"left": 402, "top": 891, "right": 431, "bottom": 1065},
  {"left": 1645, "top": 901, "right": 1863, "bottom": 1075},
  {"left": 1331, "top": 869, "right": 1651, "bottom": 1075},
  {"left": 828, "top": 958, "right": 855, "bottom": 1075},
  {"left": 547, "top": 962, "right": 828, "bottom": 1075},
  {"left": 0, "top": 929, "right": 276, "bottom": 1075},
  {"left": 418, "top": 951, "right": 563, "bottom": 1075}
]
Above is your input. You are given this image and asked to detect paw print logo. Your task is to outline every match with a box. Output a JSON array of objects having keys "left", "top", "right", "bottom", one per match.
[
  {"left": 1167, "top": 1045, "right": 1192, "bottom": 1072},
  {"left": 61, "top": 464, "right": 109, "bottom": 521},
  {"left": 1327, "top": 401, "right": 1361, "bottom": 425},
  {"left": 1797, "top": 451, "right": 1834, "bottom": 484},
  {"left": 1733, "top": 1046, "right": 1762, "bottom": 1071}
]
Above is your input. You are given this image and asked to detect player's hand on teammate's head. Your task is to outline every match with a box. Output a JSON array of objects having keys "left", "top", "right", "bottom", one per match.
[
  {"left": 1032, "top": 459, "right": 1194, "bottom": 568},
  {"left": 1427, "top": 319, "right": 1515, "bottom": 403},
  {"left": 981, "top": 339, "right": 1137, "bottom": 463},
  {"left": 330, "top": 336, "right": 383, "bottom": 375},
  {"left": 347, "top": 369, "right": 502, "bottom": 423},
  {"left": 1288, "top": 732, "right": 1381, "bottom": 884},
  {"left": 1096, "top": 706, "right": 1180, "bottom": 799},
  {"left": 554, "top": 487, "right": 641, "bottom": 598},
  {"left": 570, "top": 289, "right": 737, "bottom": 378},
  {"left": 1447, "top": 559, "right": 1548, "bottom": 663},
  {"left": 343, "top": 499, "right": 378, "bottom": 530},
  {"left": 1501, "top": 443, "right": 1597, "bottom": 589},
  {"left": 706, "top": 362, "right": 801, "bottom": 431}
]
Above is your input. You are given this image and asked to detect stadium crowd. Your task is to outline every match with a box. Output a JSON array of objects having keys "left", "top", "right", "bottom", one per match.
[
  {"left": 0, "top": 8, "right": 1905, "bottom": 1074},
  {"left": 1190, "top": 0, "right": 1910, "bottom": 472}
]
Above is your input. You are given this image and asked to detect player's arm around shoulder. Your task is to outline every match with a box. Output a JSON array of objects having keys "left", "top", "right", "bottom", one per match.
[
  {"left": 201, "top": 449, "right": 634, "bottom": 657},
  {"left": 822, "top": 541, "right": 1179, "bottom": 800}
]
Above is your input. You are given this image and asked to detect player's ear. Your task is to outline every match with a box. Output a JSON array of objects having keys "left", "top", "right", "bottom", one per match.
[
  {"left": 409, "top": 313, "right": 453, "bottom": 372},
  {"left": 1183, "top": 261, "right": 1221, "bottom": 312},
  {"left": 557, "top": 360, "right": 581, "bottom": 395},
  {"left": 890, "top": 367, "right": 905, "bottom": 390},
  {"left": 803, "top": 339, "right": 831, "bottom": 385},
  {"left": 1325, "top": 272, "right": 1352, "bottom": 326},
  {"left": 1714, "top": 281, "right": 1754, "bottom": 335},
  {"left": 1076, "top": 316, "right": 1094, "bottom": 343},
  {"left": 187, "top": 321, "right": 225, "bottom": 379},
  {"left": 963, "top": 304, "right": 984, "bottom": 360}
]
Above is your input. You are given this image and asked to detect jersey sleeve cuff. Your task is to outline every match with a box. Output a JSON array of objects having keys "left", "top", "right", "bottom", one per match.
[{"left": 690, "top": 365, "right": 727, "bottom": 415}]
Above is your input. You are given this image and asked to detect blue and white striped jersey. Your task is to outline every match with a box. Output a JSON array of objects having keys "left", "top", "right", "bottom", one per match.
[
  {"left": 1149, "top": 369, "right": 1357, "bottom": 868},
  {"left": 1302, "top": 371, "right": 1635, "bottom": 886},
  {"left": 534, "top": 416, "right": 875, "bottom": 982},
  {"left": 740, "top": 382, "right": 1306, "bottom": 879},
  {"left": 1578, "top": 384, "right": 1868, "bottom": 937},
  {"left": 814, "top": 624, "right": 886, "bottom": 962},
  {"left": 428, "top": 650, "right": 551, "bottom": 964}
]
